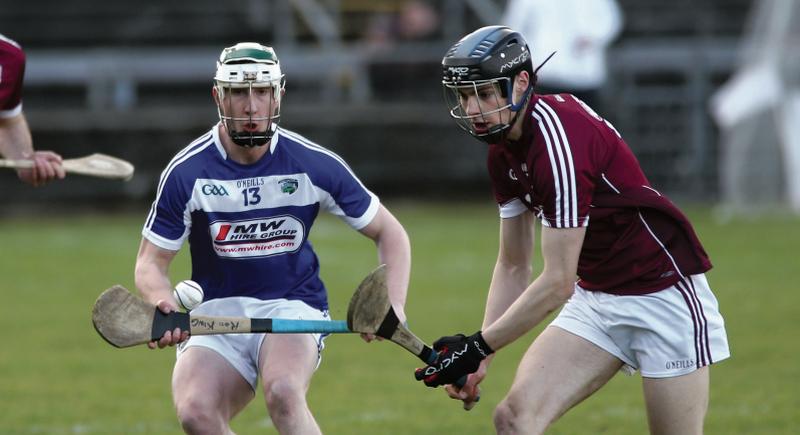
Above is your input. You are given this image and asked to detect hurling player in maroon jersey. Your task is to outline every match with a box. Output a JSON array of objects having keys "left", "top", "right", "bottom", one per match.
[
  {"left": 0, "top": 34, "right": 64, "bottom": 186},
  {"left": 415, "top": 26, "right": 729, "bottom": 435}
]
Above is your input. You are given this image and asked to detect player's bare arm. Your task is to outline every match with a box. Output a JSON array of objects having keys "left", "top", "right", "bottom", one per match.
[
  {"left": 358, "top": 204, "right": 411, "bottom": 324},
  {"left": 134, "top": 238, "right": 187, "bottom": 348},
  {"left": 445, "top": 211, "right": 537, "bottom": 402},
  {"left": 482, "top": 225, "right": 585, "bottom": 351},
  {"left": 419, "top": 224, "right": 585, "bottom": 389},
  {"left": 135, "top": 238, "right": 178, "bottom": 305},
  {"left": 483, "top": 211, "right": 537, "bottom": 329},
  {"left": 0, "top": 113, "right": 65, "bottom": 185}
]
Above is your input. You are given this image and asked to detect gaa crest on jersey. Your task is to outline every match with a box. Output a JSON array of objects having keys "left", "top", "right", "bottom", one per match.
[
  {"left": 201, "top": 184, "right": 230, "bottom": 196},
  {"left": 278, "top": 178, "right": 298, "bottom": 194},
  {"left": 209, "top": 215, "right": 304, "bottom": 258}
]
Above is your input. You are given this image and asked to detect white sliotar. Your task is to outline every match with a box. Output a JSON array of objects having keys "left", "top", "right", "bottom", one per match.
[{"left": 173, "top": 280, "right": 204, "bottom": 311}]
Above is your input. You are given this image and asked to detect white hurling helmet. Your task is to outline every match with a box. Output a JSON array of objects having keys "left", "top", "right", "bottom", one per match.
[{"left": 214, "top": 42, "right": 285, "bottom": 147}]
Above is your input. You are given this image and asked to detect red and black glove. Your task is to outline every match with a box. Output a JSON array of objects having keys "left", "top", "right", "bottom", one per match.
[{"left": 414, "top": 331, "right": 494, "bottom": 387}]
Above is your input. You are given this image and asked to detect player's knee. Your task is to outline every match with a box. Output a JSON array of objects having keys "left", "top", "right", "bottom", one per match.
[
  {"left": 175, "top": 397, "right": 224, "bottom": 435},
  {"left": 494, "top": 396, "right": 547, "bottom": 435},
  {"left": 263, "top": 377, "right": 306, "bottom": 418},
  {"left": 494, "top": 398, "right": 526, "bottom": 433}
]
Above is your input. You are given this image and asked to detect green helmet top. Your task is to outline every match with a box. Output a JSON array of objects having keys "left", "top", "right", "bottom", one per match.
[
  {"left": 220, "top": 43, "right": 278, "bottom": 64},
  {"left": 214, "top": 42, "right": 283, "bottom": 87}
]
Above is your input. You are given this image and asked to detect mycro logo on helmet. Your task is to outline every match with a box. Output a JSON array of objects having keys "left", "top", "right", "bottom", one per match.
[
  {"left": 447, "top": 66, "right": 470, "bottom": 77},
  {"left": 499, "top": 51, "right": 529, "bottom": 74},
  {"left": 202, "top": 184, "right": 229, "bottom": 196}
]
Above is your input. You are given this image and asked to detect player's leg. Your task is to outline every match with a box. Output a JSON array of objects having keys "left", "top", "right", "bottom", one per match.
[
  {"left": 493, "top": 326, "right": 624, "bottom": 434},
  {"left": 258, "top": 333, "right": 322, "bottom": 435},
  {"left": 642, "top": 367, "right": 708, "bottom": 435},
  {"left": 172, "top": 346, "right": 255, "bottom": 435},
  {"left": 633, "top": 274, "right": 728, "bottom": 434}
]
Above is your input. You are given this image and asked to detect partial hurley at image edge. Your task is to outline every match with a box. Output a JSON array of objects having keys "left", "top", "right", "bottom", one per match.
[{"left": 0, "top": 153, "right": 135, "bottom": 180}]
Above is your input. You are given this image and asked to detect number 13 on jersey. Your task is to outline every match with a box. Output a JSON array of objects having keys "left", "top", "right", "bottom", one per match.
[{"left": 242, "top": 187, "right": 261, "bottom": 206}]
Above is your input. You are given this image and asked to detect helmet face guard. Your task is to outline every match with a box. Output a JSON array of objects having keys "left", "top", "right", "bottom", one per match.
[
  {"left": 214, "top": 43, "right": 285, "bottom": 147},
  {"left": 443, "top": 78, "right": 515, "bottom": 142}
]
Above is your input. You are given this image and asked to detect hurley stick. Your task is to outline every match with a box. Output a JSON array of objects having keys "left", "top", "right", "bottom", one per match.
[
  {"left": 92, "top": 265, "right": 390, "bottom": 348},
  {"left": 0, "top": 153, "right": 134, "bottom": 180},
  {"left": 91, "top": 285, "right": 351, "bottom": 348},
  {"left": 346, "top": 264, "right": 478, "bottom": 410}
]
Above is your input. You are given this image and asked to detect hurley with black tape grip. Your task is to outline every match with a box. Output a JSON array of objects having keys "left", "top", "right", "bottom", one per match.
[{"left": 414, "top": 331, "right": 494, "bottom": 387}]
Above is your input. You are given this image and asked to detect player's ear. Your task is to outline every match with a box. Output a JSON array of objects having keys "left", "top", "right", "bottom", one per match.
[
  {"left": 511, "top": 71, "right": 530, "bottom": 104},
  {"left": 212, "top": 86, "right": 220, "bottom": 105},
  {"left": 514, "top": 71, "right": 530, "bottom": 94}
]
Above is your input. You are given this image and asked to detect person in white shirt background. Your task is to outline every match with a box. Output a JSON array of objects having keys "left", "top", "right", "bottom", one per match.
[{"left": 502, "top": 0, "right": 623, "bottom": 111}]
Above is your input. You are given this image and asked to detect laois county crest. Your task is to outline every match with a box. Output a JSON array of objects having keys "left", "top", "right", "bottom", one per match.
[{"left": 278, "top": 178, "right": 298, "bottom": 194}]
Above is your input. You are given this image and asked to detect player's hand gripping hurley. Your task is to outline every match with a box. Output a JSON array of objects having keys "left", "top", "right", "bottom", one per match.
[{"left": 0, "top": 153, "right": 134, "bottom": 180}]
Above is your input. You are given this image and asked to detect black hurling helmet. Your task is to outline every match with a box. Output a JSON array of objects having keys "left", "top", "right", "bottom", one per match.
[{"left": 442, "top": 26, "right": 534, "bottom": 143}]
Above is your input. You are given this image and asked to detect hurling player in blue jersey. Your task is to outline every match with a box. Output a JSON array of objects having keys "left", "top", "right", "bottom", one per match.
[{"left": 134, "top": 42, "right": 411, "bottom": 434}]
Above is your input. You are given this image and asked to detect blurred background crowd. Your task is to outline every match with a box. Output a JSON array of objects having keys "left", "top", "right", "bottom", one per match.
[{"left": 1, "top": 0, "right": 798, "bottom": 215}]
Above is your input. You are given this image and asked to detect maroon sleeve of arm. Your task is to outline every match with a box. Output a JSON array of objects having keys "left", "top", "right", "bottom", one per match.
[{"left": 0, "top": 37, "right": 26, "bottom": 112}]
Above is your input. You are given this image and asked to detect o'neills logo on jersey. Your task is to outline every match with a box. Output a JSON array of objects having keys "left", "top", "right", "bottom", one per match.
[{"left": 209, "top": 216, "right": 305, "bottom": 259}]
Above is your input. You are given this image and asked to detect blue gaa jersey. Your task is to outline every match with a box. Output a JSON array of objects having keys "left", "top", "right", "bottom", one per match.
[{"left": 142, "top": 125, "right": 379, "bottom": 310}]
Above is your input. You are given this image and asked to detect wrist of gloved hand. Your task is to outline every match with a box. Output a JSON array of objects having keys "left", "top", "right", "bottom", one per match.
[
  {"left": 415, "top": 331, "right": 494, "bottom": 387},
  {"left": 465, "top": 331, "right": 494, "bottom": 359}
]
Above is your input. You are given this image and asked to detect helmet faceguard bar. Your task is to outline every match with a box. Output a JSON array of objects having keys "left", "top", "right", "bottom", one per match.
[
  {"left": 214, "top": 42, "right": 284, "bottom": 147},
  {"left": 216, "top": 80, "right": 283, "bottom": 147},
  {"left": 443, "top": 78, "right": 514, "bottom": 141}
]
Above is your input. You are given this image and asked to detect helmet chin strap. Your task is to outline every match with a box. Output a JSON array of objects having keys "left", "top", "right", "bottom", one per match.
[
  {"left": 224, "top": 117, "right": 272, "bottom": 147},
  {"left": 230, "top": 131, "right": 269, "bottom": 147},
  {"left": 507, "top": 83, "right": 534, "bottom": 122},
  {"left": 231, "top": 120, "right": 274, "bottom": 147}
]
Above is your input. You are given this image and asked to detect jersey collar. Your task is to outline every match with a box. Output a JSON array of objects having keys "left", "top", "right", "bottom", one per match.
[
  {"left": 519, "top": 94, "right": 540, "bottom": 145},
  {"left": 212, "top": 122, "right": 281, "bottom": 159},
  {"left": 269, "top": 127, "right": 281, "bottom": 154},
  {"left": 212, "top": 122, "right": 227, "bottom": 159}
]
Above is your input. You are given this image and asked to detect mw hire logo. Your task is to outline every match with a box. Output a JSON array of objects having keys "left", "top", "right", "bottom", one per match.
[{"left": 209, "top": 216, "right": 304, "bottom": 258}]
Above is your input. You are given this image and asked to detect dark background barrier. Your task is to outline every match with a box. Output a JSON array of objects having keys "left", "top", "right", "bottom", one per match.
[{"left": 0, "top": 0, "right": 754, "bottom": 210}]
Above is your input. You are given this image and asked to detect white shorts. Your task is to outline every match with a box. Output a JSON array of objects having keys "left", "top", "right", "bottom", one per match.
[
  {"left": 550, "top": 274, "right": 730, "bottom": 378},
  {"left": 176, "top": 297, "right": 330, "bottom": 390}
]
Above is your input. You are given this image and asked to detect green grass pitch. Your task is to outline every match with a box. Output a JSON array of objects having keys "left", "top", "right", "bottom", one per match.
[{"left": 0, "top": 201, "right": 797, "bottom": 434}]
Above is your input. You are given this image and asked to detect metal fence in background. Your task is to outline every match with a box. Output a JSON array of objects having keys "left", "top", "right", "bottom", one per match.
[{"left": 0, "top": 0, "right": 753, "bottom": 206}]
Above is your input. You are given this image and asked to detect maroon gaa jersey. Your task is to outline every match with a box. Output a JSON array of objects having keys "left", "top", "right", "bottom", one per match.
[
  {"left": 487, "top": 94, "right": 711, "bottom": 295},
  {"left": 0, "top": 34, "right": 25, "bottom": 117}
]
